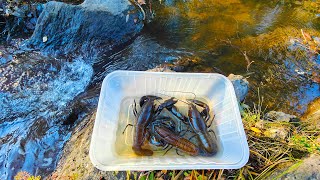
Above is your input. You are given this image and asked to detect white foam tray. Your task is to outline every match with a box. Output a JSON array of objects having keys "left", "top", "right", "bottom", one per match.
[{"left": 90, "top": 70, "right": 249, "bottom": 171}]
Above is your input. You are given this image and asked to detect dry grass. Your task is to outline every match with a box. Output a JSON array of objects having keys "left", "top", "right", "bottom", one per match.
[
  {"left": 229, "top": 101, "right": 320, "bottom": 179},
  {"left": 122, "top": 99, "right": 320, "bottom": 180}
]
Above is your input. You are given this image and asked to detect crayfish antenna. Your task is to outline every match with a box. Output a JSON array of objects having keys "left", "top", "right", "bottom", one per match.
[{"left": 122, "top": 124, "right": 134, "bottom": 134}]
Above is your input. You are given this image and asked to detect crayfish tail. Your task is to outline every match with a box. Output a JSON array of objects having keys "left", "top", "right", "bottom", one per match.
[
  {"left": 132, "top": 146, "right": 153, "bottom": 156},
  {"left": 198, "top": 133, "right": 218, "bottom": 156}
]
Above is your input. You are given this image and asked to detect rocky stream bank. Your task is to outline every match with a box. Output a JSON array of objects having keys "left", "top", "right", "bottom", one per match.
[{"left": 51, "top": 68, "right": 320, "bottom": 180}]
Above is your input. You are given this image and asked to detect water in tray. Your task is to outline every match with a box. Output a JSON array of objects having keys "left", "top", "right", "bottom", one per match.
[{"left": 114, "top": 95, "right": 222, "bottom": 157}]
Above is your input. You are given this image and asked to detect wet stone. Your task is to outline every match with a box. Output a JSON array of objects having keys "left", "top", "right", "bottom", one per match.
[
  {"left": 26, "top": 0, "right": 144, "bottom": 57},
  {"left": 227, "top": 74, "right": 249, "bottom": 102}
]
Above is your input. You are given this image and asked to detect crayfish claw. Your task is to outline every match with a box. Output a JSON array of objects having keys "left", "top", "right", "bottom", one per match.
[{"left": 139, "top": 95, "right": 162, "bottom": 107}]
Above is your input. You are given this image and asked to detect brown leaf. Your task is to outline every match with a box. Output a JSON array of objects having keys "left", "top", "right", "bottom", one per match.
[
  {"left": 301, "top": 29, "right": 312, "bottom": 42},
  {"left": 304, "top": 32, "right": 312, "bottom": 41}
]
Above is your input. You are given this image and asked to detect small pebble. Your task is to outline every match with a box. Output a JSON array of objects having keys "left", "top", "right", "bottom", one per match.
[{"left": 43, "top": 36, "right": 48, "bottom": 43}]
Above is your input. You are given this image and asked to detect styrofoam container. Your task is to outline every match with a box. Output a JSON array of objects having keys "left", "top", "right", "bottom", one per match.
[{"left": 89, "top": 70, "right": 249, "bottom": 171}]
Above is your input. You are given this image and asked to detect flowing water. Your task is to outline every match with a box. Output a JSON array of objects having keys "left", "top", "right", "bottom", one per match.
[
  {"left": 0, "top": 0, "right": 319, "bottom": 178},
  {"left": 146, "top": 0, "right": 320, "bottom": 114}
]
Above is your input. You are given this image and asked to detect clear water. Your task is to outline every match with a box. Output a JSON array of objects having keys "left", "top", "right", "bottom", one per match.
[{"left": 145, "top": 0, "right": 320, "bottom": 114}]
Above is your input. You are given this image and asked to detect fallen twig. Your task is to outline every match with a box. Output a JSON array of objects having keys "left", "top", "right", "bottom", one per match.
[
  {"left": 173, "top": 170, "right": 183, "bottom": 180},
  {"left": 218, "top": 169, "right": 224, "bottom": 179},
  {"left": 221, "top": 39, "right": 254, "bottom": 72},
  {"left": 243, "top": 51, "right": 255, "bottom": 72},
  {"left": 129, "top": 0, "right": 146, "bottom": 20}
]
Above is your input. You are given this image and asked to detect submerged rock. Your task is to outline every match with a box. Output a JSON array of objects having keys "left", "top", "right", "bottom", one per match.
[
  {"left": 26, "top": 0, "right": 144, "bottom": 57},
  {"left": 227, "top": 74, "right": 249, "bottom": 102}
]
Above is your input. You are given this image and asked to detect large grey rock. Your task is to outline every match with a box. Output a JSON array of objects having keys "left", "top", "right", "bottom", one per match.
[
  {"left": 26, "top": 1, "right": 144, "bottom": 57},
  {"left": 268, "top": 154, "right": 320, "bottom": 180},
  {"left": 227, "top": 74, "right": 249, "bottom": 102}
]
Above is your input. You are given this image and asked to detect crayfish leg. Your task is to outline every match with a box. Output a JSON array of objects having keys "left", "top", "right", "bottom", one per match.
[
  {"left": 187, "top": 99, "right": 210, "bottom": 114},
  {"left": 208, "top": 129, "right": 217, "bottom": 139},
  {"left": 133, "top": 100, "right": 138, "bottom": 117},
  {"left": 169, "top": 105, "right": 188, "bottom": 124},
  {"left": 206, "top": 114, "right": 215, "bottom": 128},
  {"left": 176, "top": 149, "right": 185, "bottom": 156},
  {"left": 188, "top": 134, "right": 197, "bottom": 141},
  {"left": 163, "top": 145, "right": 173, "bottom": 155}
]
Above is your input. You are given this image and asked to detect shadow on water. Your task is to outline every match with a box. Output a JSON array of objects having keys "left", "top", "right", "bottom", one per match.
[{"left": 0, "top": 0, "right": 319, "bottom": 178}]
